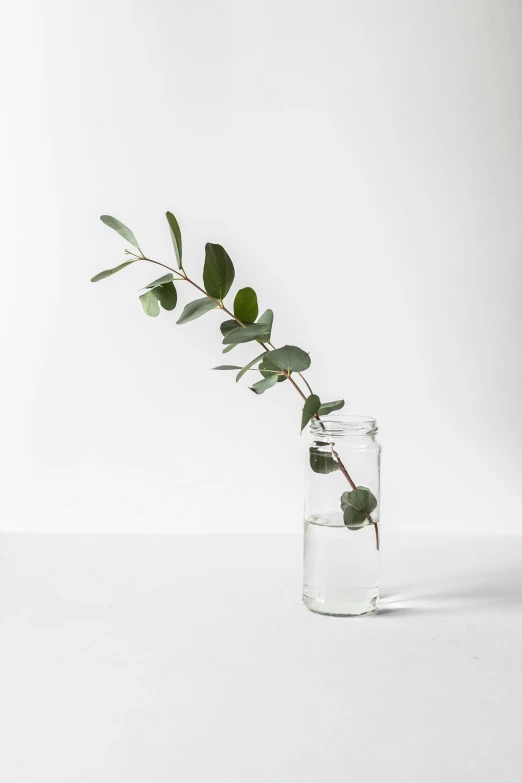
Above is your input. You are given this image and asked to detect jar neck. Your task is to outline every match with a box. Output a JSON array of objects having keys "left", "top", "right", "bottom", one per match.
[{"left": 309, "top": 414, "right": 377, "bottom": 439}]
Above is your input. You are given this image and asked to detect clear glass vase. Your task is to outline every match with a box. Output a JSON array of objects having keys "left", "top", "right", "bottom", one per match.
[{"left": 303, "top": 414, "right": 381, "bottom": 616}]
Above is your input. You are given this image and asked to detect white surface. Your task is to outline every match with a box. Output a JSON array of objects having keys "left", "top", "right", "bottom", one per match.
[
  {"left": 1, "top": 1, "right": 522, "bottom": 534},
  {"left": 0, "top": 533, "right": 520, "bottom": 782}
]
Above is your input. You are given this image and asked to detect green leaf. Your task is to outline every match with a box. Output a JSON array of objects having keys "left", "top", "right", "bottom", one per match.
[
  {"left": 166, "top": 211, "right": 182, "bottom": 269},
  {"left": 212, "top": 365, "right": 242, "bottom": 370},
  {"left": 139, "top": 290, "right": 160, "bottom": 317},
  {"left": 343, "top": 506, "right": 368, "bottom": 529},
  {"left": 340, "top": 487, "right": 377, "bottom": 529},
  {"left": 220, "top": 319, "right": 254, "bottom": 352},
  {"left": 249, "top": 374, "right": 279, "bottom": 395},
  {"left": 223, "top": 323, "right": 271, "bottom": 345},
  {"left": 220, "top": 319, "right": 242, "bottom": 339},
  {"left": 309, "top": 447, "right": 340, "bottom": 474},
  {"left": 256, "top": 309, "right": 273, "bottom": 341},
  {"left": 144, "top": 273, "right": 173, "bottom": 288},
  {"left": 301, "top": 394, "right": 321, "bottom": 432},
  {"left": 342, "top": 487, "right": 377, "bottom": 514},
  {"left": 266, "top": 345, "right": 311, "bottom": 374},
  {"left": 203, "top": 243, "right": 235, "bottom": 300},
  {"left": 176, "top": 297, "right": 217, "bottom": 324},
  {"left": 154, "top": 282, "right": 177, "bottom": 311},
  {"left": 318, "top": 399, "right": 345, "bottom": 416},
  {"left": 91, "top": 260, "right": 136, "bottom": 282},
  {"left": 236, "top": 350, "right": 267, "bottom": 382},
  {"left": 100, "top": 215, "right": 140, "bottom": 250},
  {"left": 234, "top": 287, "right": 259, "bottom": 322},
  {"left": 259, "top": 354, "right": 287, "bottom": 383}
]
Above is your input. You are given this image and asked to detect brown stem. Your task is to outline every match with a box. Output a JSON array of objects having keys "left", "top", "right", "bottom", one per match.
[
  {"left": 140, "top": 254, "right": 379, "bottom": 549},
  {"left": 331, "top": 444, "right": 380, "bottom": 551},
  {"left": 141, "top": 256, "right": 312, "bottom": 399}
]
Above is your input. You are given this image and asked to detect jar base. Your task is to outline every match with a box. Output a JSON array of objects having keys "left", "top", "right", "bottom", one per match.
[{"left": 303, "top": 593, "right": 379, "bottom": 617}]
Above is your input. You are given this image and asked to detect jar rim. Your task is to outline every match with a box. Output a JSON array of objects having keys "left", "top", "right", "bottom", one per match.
[{"left": 310, "top": 413, "right": 377, "bottom": 436}]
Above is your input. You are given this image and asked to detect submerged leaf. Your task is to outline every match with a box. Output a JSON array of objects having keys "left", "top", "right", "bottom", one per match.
[
  {"left": 100, "top": 215, "right": 140, "bottom": 250},
  {"left": 234, "top": 287, "right": 259, "bottom": 323},
  {"left": 166, "top": 211, "right": 182, "bottom": 269},
  {"left": 91, "top": 260, "right": 136, "bottom": 282},
  {"left": 177, "top": 297, "right": 217, "bottom": 324},
  {"left": 309, "top": 447, "right": 340, "bottom": 474},
  {"left": 203, "top": 243, "right": 235, "bottom": 300},
  {"left": 342, "top": 506, "right": 368, "bottom": 529},
  {"left": 340, "top": 486, "right": 377, "bottom": 529},
  {"left": 301, "top": 394, "right": 321, "bottom": 432}
]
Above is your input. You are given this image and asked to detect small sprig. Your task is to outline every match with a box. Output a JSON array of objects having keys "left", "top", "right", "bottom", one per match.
[{"left": 92, "top": 211, "right": 380, "bottom": 549}]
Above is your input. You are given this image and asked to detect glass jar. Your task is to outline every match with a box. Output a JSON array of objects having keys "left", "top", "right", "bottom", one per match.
[{"left": 303, "top": 414, "right": 381, "bottom": 616}]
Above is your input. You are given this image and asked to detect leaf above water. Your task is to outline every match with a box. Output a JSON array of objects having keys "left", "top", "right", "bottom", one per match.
[
  {"left": 223, "top": 323, "right": 271, "bottom": 345},
  {"left": 203, "top": 243, "right": 235, "bottom": 300},
  {"left": 91, "top": 260, "right": 135, "bottom": 282},
  {"left": 234, "top": 287, "right": 259, "bottom": 323},
  {"left": 177, "top": 297, "right": 217, "bottom": 324},
  {"left": 301, "top": 393, "right": 321, "bottom": 432},
  {"left": 100, "top": 215, "right": 140, "bottom": 250},
  {"left": 249, "top": 374, "right": 279, "bottom": 395},
  {"left": 166, "top": 211, "right": 182, "bottom": 269}
]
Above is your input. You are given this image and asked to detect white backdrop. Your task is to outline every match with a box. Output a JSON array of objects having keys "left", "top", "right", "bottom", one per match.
[{"left": 1, "top": 0, "right": 521, "bottom": 534}]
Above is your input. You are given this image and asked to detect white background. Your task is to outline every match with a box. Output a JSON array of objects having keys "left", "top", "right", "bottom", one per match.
[{"left": 1, "top": 0, "right": 521, "bottom": 534}]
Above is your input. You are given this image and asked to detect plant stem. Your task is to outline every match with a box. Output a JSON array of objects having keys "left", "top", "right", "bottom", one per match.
[
  {"left": 140, "top": 253, "right": 379, "bottom": 549},
  {"left": 141, "top": 255, "right": 312, "bottom": 400},
  {"left": 331, "top": 444, "right": 379, "bottom": 550}
]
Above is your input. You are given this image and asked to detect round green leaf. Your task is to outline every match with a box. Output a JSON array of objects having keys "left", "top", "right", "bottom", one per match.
[
  {"left": 100, "top": 215, "right": 140, "bottom": 250},
  {"left": 340, "top": 486, "right": 377, "bottom": 529},
  {"left": 264, "top": 345, "right": 310, "bottom": 374},
  {"left": 166, "top": 211, "right": 182, "bottom": 269},
  {"left": 91, "top": 260, "right": 135, "bottom": 282},
  {"left": 259, "top": 355, "right": 286, "bottom": 383},
  {"left": 154, "top": 282, "right": 177, "bottom": 311},
  {"left": 234, "top": 287, "right": 259, "bottom": 323},
  {"left": 139, "top": 290, "right": 160, "bottom": 317},
  {"left": 212, "top": 365, "right": 242, "bottom": 370},
  {"left": 309, "top": 447, "right": 340, "bottom": 474},
  {"left": 342, "top": 487, "right": 377, "bottom": 515},
  {"left": 177, "top": 297, "right": 217, "bottom": 324},
  {"left": 343, "top": 505, "right": 368, "bottom": 529},
  {"left": 203, "top": 243, "right": 235, "bottom": 300}
]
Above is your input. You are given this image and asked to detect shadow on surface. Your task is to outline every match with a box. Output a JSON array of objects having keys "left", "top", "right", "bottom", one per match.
[{"left": 378, "top": 566, "right": 522, "bottom": 616}]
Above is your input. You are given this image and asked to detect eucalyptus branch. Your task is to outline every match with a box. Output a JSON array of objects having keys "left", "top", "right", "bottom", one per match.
[
  {"left": 92, "top": 212, "right": 380, "bottom": 549},
  {"left": 138, "top": 254, "right": 314, "bottom": 401}
]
